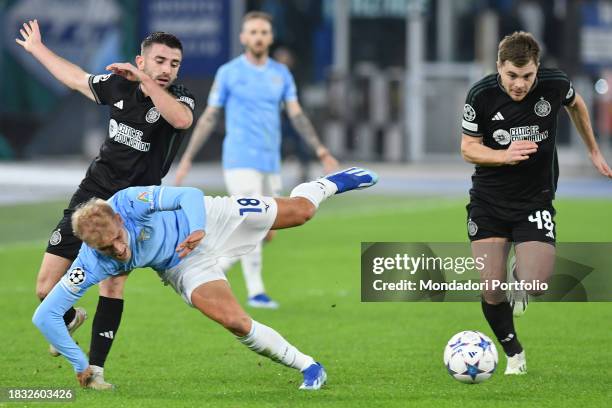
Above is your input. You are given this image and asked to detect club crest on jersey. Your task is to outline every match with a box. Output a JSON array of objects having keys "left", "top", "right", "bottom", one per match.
[
  {"left": 146, "top": 107, "right": 161, "bottom": 123},
  {"left": 49, "top": 229, "right": 62, "bottom": 245},
  {"left": 463, "top": 104, "right": 476, "bottom": 121},
  {"left": 534, "top": 97, "right": 551, "bottom": 117},
  {"left": 467, "top": 219, "right": 478, "bottom": 236},
  {"left": 492, "top": 129, "right": 511, "bottom": 146}
]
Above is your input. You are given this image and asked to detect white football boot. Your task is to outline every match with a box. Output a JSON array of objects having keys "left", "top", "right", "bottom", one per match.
[
  {"left": 504, "top": 350, "right": 527, "bottom": 375},
  {"left": 87, "top": 365, "right": 115, "bottom": 390},
  {"left": 49, "top": 307, "right": 88, "bottom": 356},
  {"left": 507, "top": 256, "right": 528, "bottom": 317}
]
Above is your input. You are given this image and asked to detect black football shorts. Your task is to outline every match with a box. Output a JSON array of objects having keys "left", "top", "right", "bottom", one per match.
[
  {"left": 46, "top": 188, "right": 98, "bottom": 260},
  {"left": 466, "top": 199, "right": 556, "bottom": 243}
]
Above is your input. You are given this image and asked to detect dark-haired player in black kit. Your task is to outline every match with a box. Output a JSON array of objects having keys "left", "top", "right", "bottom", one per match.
[
  {"left": 16, "top": 20, "right": 195, "bottom": 388},
  {"left": 461, "top": 31, "right": 612, "bottom": 376}
]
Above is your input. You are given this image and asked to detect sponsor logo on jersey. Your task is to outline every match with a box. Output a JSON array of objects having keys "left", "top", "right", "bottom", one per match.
[
  {"left": 509, "top": 125, "right": 549, "bottom": 142},
  {"left": 49, "top": 229, "right": 62, "bottom": 245},
  {"left": 492, "top": 129, "right": 511, "bottom": 145},
  {"left": 92, "top": 74, "right": 111, "bottom": 83},
  {"left": 177, "top": 96, "right": 195, "bottom": 110},
  {"left": 113, "top": 100, "right": 124, "bottom": 109},
  {"left": 463, "top": 104, "right": 476, "bottom": 121},
  {"left": 108, "top": 120, "right": 150, "bottom": 151},
  {"left": 566, "top": 84, "right": 574, "bottom": 100},
  {"left": 467, "top": 219, "right": 478, "bottom": 236},
  {"left": 492, "top": 111, "right": 504, "bottom": 121},
  {"left": 534, "top": 97, "right": 551, "bottom": 117},
  {"left": 137, "top": 191, "right": 152, "bottom": 203}
]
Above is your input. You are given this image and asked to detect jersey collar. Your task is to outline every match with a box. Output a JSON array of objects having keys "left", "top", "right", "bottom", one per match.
[{"left": 240, "top": 54, "right": 270, "bottom": 71}]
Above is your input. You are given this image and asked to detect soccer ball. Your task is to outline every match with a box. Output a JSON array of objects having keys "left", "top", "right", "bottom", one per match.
[{"left": 443, "top": 330, "right": 498, "bottom": 384}]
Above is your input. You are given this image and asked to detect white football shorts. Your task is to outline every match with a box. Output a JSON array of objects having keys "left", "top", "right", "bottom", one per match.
[{"left": 160, "top": 195, "right": 278, "bottom": 305}]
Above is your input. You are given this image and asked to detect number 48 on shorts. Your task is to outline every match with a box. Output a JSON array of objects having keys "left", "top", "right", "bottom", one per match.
[{"left": 528, "top": 209, "right": 555, "bottom": 239}]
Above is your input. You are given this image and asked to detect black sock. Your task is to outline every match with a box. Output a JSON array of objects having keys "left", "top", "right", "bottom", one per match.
[
  {"left": 62, "top": 307, "right": 76, "bottom": 326},
  {"left": 89, "top": 296, "right": 124, "bottom": 368},
  {"left": 481, "top": 301, "right": 523, "bottom": 356}
]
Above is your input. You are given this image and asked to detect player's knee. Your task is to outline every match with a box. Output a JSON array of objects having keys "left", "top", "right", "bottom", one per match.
[
  {"left": 99, "top": 276, "right": 126, "bottom": 298},
  {"left": 482, "top": 291, "right": 506, "bottom": 305},
  {"left": 35, "top": 282, "right": 51, "bottom": 301},
  {"left": 294, "top": 200, "right": 316, "bottom": 226},
  {"left": 220, "top": 314, "right": 251, "bottom": 336}
]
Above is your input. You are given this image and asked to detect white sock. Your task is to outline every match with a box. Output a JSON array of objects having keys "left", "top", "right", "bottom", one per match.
[
  {"left": 238, "top": 320, "right": 315, "bottom": 371},
  {"left": 90, "top": 365, "right": 104, "bottom": 375},
  {"left": 290, "top": 179, "right": 337, "bottom": 208},
  {"left": 241, "top": 243, "right": 265, "bottom": 297}
]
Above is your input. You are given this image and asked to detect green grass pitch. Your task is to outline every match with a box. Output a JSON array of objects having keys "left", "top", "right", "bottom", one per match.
[{"left": 0, "top": 195, "right": 610, "bottom": 407}]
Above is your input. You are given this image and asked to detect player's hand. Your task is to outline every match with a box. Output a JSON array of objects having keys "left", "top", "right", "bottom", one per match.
[
  {"left": 106, "top": 62, "right": 146, "bottom": 82},
  {"left": 589, "top": 149, "right": 612, "bottom": 178},
  {"left": 176, "top": 230, "right": 205, "bottom": 258},
  {"left": 317, "top": 147, "right": 340, "bottom": 173},
  {"left": 15, "top": 19, "right": 43, "bottom": 53},
  {"left": 503, "top": 140, "right": 538, "bottom": 165},
  {"left": 174, "top": 159, "right": 192, "bottom": 186},
  {"left": 76, "top": 366, "right": 93, "bottom": 388}
]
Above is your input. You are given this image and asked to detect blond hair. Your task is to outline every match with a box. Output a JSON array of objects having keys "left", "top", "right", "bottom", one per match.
[
  {"left": 498, "top": 31, "right": 541, "bottom": 67},
  {"left": 71, "top": 198, "right": 116, "bottom": 244},
  {"left": 242, "top": 11, "right": 273, "bottom": 28}
]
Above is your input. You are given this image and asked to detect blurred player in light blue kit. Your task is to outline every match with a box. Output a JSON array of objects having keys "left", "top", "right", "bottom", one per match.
[
  {"left": 33, "top": 167, "right": 377, "bottom": 390},
  {"left": 175, "top": 11, "right": 339, "bottom": 309}
]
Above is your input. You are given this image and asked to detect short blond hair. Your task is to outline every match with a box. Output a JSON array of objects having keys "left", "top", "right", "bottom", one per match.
[
  {"left": 71, "top": 198, "right": 116, "bottom": 244},
  {"left": 242, "top": 11, "right": 273, "bottom": 28}
]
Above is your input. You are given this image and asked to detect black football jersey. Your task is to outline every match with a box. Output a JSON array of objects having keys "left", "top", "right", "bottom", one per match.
[
  {"left": 78, "top": 73, "right": 196, "bottom": 198},
  {"left": 461, "top": 68, "right": 576, "bottom": 210}
]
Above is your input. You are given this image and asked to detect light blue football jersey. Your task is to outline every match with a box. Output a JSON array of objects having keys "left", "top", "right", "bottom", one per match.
[
  {"left": 32, "top": 186, "right": 206, "bottom": 372},
  {"left": 208, "top": 55, "right": 298, "bottom": 173}
]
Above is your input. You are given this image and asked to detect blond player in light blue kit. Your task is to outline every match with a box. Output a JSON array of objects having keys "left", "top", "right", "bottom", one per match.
[
  {"left": 33, "top": 167, "right": 377, "bottom": 390},
  {"left": 175, "top": 11, "right": 338, "bottom": 308}
]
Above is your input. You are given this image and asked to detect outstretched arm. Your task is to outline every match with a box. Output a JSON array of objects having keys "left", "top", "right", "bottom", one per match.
[
  {"left": 564, "top": 93, "right": 612, "bottom": 178},
  {"left": 15, "top": 20, "right": 94, "bottom": 101},
  {"left": 286, "top": 100, "right": 339, "bottom": 173},
  {"left": 174, "top": 105, "right": 223, "bottom": 185}
]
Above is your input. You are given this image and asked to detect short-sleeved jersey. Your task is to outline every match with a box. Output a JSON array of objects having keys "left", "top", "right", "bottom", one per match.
[
  {"left": 461, "top": 68, "right": 576, "bottom": 210},
  {"left": 208, "top": 55, "right": 298, "bottom": 173},
  {"left": 80, "top": 74, "right": 196, "bottom": 198}
]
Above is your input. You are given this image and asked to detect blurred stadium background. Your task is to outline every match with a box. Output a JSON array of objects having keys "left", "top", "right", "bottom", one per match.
[
  {"left": 1, "top": 1, "right": 611, "bottom": 406},
  {"left": 0, "top": 0, "right": 611, "bottom": 202}
]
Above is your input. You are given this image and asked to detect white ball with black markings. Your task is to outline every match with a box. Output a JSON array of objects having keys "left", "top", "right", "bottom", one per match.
[{"left": 68, "top": 268, "right": 86, "bottom": 285}]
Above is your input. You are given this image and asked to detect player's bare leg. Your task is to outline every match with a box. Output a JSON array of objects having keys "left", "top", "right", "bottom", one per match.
[
  {"left": 86, "top": 274, "right": 128, "bottom": 390},
  {"left": 36, "top": 253, "right": 87, "bottom": 356},
  {"left": 190, "top": 280, "right": 326, "bottom": 390},
  {"left": 472, "top": 238, "right": 526, "bottom": 375}
]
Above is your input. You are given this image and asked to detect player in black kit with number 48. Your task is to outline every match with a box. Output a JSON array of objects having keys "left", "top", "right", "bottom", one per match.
[
  {"left": 460, "top": 31, "right": 612, "bottom": 376},
  {"left": 16, "top": 20, "right": 195, "bottom": 389}
]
